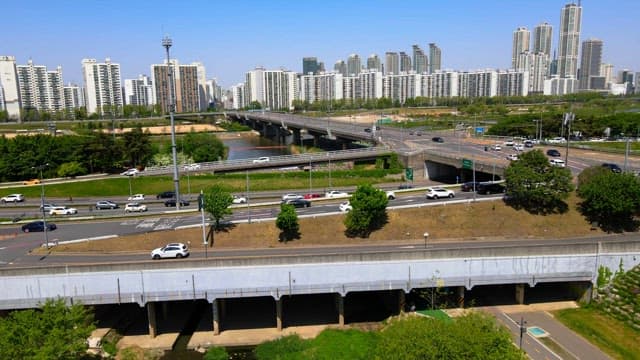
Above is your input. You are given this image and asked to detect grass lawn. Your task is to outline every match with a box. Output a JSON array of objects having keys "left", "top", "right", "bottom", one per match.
[{"left": 553, "top": 307, "right": 640, "bottom": 360}]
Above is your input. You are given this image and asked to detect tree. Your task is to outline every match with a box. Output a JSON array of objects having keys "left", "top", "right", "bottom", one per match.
[
  {"left": 344, "top": 184, "right": 389, "bottom": 237},
  {"left": 504, "top": 149, "right": 574, "bottom": 214},
  {"left": 57, "top": 161, "right": 87, "bottom": 178},
  {"left": 182, "top": 132, "right": 226, "bottom": 163},
  {"left": 0, "top": 298, "right": 95, "bottom": 359},
  {"left": 276, "top": 203, "right": 300, "bottom": 242},
  {"left": 577, "top": 167, "right": 640, "bottom": 232},
  {"left": 202, "top": 184, "right": 233, "bottom": 232},
  {"left": 121, "top": 125, "right": 153, "bottom": 168}
]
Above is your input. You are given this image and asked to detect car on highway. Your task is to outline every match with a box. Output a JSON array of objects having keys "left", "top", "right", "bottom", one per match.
[
  {"left": 506, "top": 154, "right": 519, "bottom": 161},
  {"left": 1, "top": 194, "right": 24, "bottom": 203},
  {"left": 284, "top": 198, "right": 311, "bottom": 208},
  {"left": 364, "top": 128, "right": 372, "bottom": 133},
  {"left": 128, "top": 194, "right": 145, "bottom": 201},
  {"left": 491, "top": 144, "right": 502, "bottom": 151},
  {"left": 524, "top": 140, "right": 534, "bottom": 148},
  {"left": 232, "top": 195, "right": 247, "bottom": 204},
  {"left": 513, "top": 143, "right": 524, "bottom": 151},
  {"left": 164, "top": 198, "right": 190, "bottom": 207},
  {"left": 39, "top": 203, "right": 58, "bottom": 212},
  {"left": 156, "top": 191, "right": 176, "bottom": 199},
  {"left": 549, "top": 159, "right": 566, "bottom": 167},
  {"left": 124, "top": 202, "right": 147, "bottom": 213},
  {"left": 460, "top": 182, "right": 480, "bottom": 192},
  {"left": 476, "top": 182, "right": 505, "bottom": 195},
  {"left": 184, "top": 163, "right": 201, "bottom": 171},
  {"left": 252, "top": 157, "right": 270, "bottom": 164},
  {"left": 325, "top": 190, "right": 349, "bottom": 198},
  {"left": 504, "top": 140, "right": 515, "bottom": 146},
  {"left": 120, "top": 168, "right": 139, "bottom": 176},
  {"left": 151, "top": 243, "right": 189, "bottom": 259},
  {"left": 303, "top": 193, "right": 323, "bottom": 199},
  {"left": 282, "top": 193, "right": 303, "bottom": 201},
  {"left": 49, "top": 206, "right": 78, "bottom": 215},
  {"left": 397, "top": 184, "right": 414, "bottom": 190},
  {"left": 339, "top": 202, "right": 352, "bottom": 212},
  {"left": 95, "top": 200, "right": 119, "bottom": 210},
  {"left": 22, "top": 179, "right": 41, "bottom": 185},
  {"left": 548, "top": 137, "right": 566, "bottom": 144},
  {"left": 546, "top": 149, "right": 561, "bottom": 157},
  {"left": 602, "top": 163, "right": 622, "bottom": 173},
  {"left": 21, "top": 220, "right": 56, "bottom": 233},
  {"left": 431, "top": 136, "right": 444, "bottom": 143},
  {"left": 426, "top": 187, "right": 455, "bottom": 199},
  {"left": 386, "top": 191, "right": 396, "bottom": 200}
]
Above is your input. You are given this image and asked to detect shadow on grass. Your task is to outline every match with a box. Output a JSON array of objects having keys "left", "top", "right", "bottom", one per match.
[
  {"left": 344, "top": 212, "right": 389, "bottom": 238},
  {"left": 504, "top": 197, "right": 569, "bottom": 215}
]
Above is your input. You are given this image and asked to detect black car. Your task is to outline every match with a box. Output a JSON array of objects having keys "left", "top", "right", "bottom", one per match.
[
  {"left": 284, "top": 198, "right": 311, "bottom": 208},
  {"left": 157, "top": 191, "right": 176, "bottom": 199},
  {"left": 546, "top": 149, "right": 561, "bottom": 157},
  {"left": 476, "top": 182, "right": 505, "bottom": 195},
  {"left": 364, "top": 128, "right": 372, "bottom": 133},
  {"left": 397, "top": 184, "right": 414, "bottom": 190},
  {"left": 602, "top": 163, "right": 622, "bottom": 173},
  {"left": 21, "top": 220, "right": 56, "bottom": 233},
  {"left": 164, "top": 198, "right": 190, "bottom": 207},
  {"left": 460, "top": 182, "right": 481, "bottom": 192},
  {"left": 432, "top": 136, "right": 444, "bottom": 143}
]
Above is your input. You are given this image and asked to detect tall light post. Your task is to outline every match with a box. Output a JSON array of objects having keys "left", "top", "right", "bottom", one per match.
[
  {"left": 563, "top": 112, "right": 575, "bottom": 166},
  {"left": 162, "top": 36, "right": 181, "bottom": 210},
  {"left": 34, "top": 164, "right": 49, "bottom": 249}
]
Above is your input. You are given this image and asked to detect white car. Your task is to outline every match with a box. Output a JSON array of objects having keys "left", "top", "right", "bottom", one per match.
[
  {"left": 120, "top": 168, "right": 139, "bottom": 176},
  {"left": 1, "top": 194, "right": 25, "bottom": 203},
  {"left": 491, "top": 144, "right": 502, "bottom": 151},
  {"left": 128, "top": 194, "right": 145, "bottom": 201},
  {"left": 125, "top": 202, "right": 147, "bottom": 212},
  {"left": 548, "top": 137, "right": 567, "bottom": 144},
  {"left": 282, "top": 193, "right": 303, "bottom": 201},
  {"left": 184, "top": 163, "right": 201, "bottom": 171},
  {"left": 426, "top": 187, "right": 455, "bottom": 199},
  {"left": 506, "top": 154, "right": 519, "bottom": 161},
  {"left": 339, "top": 202, "right": 352, "bottom": 212},
  {"left": 549, "top": 159, "right": 566, "bottom": 167},
  {"left": 513, "top": 144, "right": 524, "bottom": 151},
  {"left": 252, "top": 157, "right": 270, "bottom": 164},
  {"left": 49, "top": 206, "right": 78, "bottom": 215},
  {"left": 151, "top": 243, "right": 189, "bottom": 259},
  {"left": 504, "top": 140, "right": 515, "bottom": 146},
  {"left": 386, "top": 190, "right": 396, "bottom": 200},
  {"left": 325, "top": 190, "right": 349, "bottom": 198},
  {"left": 232, "top": 195, "right": 247, "bottom": 204}
]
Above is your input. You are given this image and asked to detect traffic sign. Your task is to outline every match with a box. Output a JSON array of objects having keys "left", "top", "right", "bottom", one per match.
[
  {"left": 462, "top": 159, "right": 473, "bottom": 170},
  {"left": 405, "top": 168, "right": 413, "bottom": 181}
]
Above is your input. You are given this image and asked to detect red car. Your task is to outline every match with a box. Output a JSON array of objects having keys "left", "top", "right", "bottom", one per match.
[{"left": 304, "top": 193, "right": 323, "bottom": 199}]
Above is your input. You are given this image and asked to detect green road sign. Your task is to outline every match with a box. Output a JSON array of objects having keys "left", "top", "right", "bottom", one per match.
[
  {"left": 462, "top": 159, "right": 473, "bottom": 170},
  {"left": 405, "top": 168, "right": 413, "bottom": 180}
]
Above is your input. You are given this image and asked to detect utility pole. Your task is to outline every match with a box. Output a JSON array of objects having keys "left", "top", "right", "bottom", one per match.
[
  {"left": 564, "top": 112, "right": 574, "bottom": 166},
  {"left": 163, "top": 36, "right": 181, "bottom": 210}
]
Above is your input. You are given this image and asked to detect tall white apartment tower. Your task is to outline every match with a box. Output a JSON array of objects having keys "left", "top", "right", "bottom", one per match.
[
  {"left": 16, "top": 60, "right": 65, "bottom": 113},
  {"left": 557, "top": 3, "right": 582, "bottom": 78},
  {"left": 0, "top": 56, "right": 21, "bottom": 120},
  {"left": 124, "top": 75, "right": 155, "bottom": 106},
  {"left": 82, "top": 58, "right": 123, "bottom": 116},
  {"left": 533, "top": 22, "right": 553, "bottom": 56},
  {"left": 412, "top": 45, "right": 428, "bottom": 74},
  {"left": 367, "top": 54, "right": 382, "bottom": 72},
  {"left": 385, "top": 52, "right": 400, "bottom": 75},
  {"left": 512, "top": 27, "right": 531, "bottom": 69},
  {"left": 63, "top": 83, "right": 85, "bottom": 112},
  {"left": 428, "top": 43, "right": 442, "bottom": 74},
  {"left": 347, "top": 54, "right": 361, "bottom": 76}
]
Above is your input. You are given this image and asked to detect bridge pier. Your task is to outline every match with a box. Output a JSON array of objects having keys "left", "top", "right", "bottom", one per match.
[
  {"left": 276, "top": 298, "right": 283, "bottom": 331},
  {"left": 515, "top": 284, "right": 526, "bottom": 304},
  {"left": 335, "top": 294, "right": 345, "bottom": 326},
  {"left": 457, "top": 286, "right": 465, "bottom": 308},
  {"left": 147, "top": 302, "right": 157, "bottom": 338},
  {"left": 212, "top": 299, "right": 220, "bottom": 335},
  {"left": 398, "top": 290, "right": 406, "bottom": 313}
]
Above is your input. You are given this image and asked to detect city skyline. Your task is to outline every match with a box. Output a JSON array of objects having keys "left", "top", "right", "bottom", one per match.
[{"left": 2, "top": 1, "right": 639, "bottom": 88}]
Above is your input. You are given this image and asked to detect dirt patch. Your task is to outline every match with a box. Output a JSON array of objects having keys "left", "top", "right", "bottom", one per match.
[{"left": 46, "top": 194, "right": 604, "bottom": 254}]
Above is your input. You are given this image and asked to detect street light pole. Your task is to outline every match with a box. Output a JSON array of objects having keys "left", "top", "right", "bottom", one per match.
[
  {"left": 35, "top": 164, "right": 49, "bottom": 249},
  {"left": 519, "top": 317, "right": 527, "bottom": 350},
  {"left": 163, "top": 36, "right": 181, "bottom": 210}
]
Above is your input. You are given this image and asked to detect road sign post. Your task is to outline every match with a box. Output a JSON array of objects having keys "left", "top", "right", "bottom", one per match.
[
  {"left": 462, "top": 159, "right": 473, "bottom": 170},
  {"left": 405, "top": 168, "right": 413, "bottom": 181}
]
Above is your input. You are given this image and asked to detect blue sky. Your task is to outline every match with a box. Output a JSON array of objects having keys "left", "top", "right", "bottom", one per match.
[{"left": 2, "top": 0, "right": 638, "bottom": 88}]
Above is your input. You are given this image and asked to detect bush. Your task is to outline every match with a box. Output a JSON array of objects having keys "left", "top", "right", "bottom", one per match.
[{"left": 204, "top": 346, "right": 229, "bottom": 360}]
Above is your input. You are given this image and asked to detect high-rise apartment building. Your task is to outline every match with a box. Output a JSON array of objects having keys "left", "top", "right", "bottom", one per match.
[
  {"left": 412, "top": 45, "right": 428, "bottom": 74},
  {"left": 383, "top": 73, "right": 421, "bottom": 104},
  {"left": 347, "top": 54, "right": 362, "bottom": 76},
  {"left": 544, "top": 75, "right": 578, "bottom": 95},
  {"left": 299, "top": 72, "right": 344, "bottom": 103},
  {"left": 458, "top": 70, "right": 498, "bottom": 98},
  {"left": 557, "top": 2, "right": 582, "bottom": 78},
  {"left": 230, "top": 83, "right": 244, "bottom": 109},
  {"left": 16, "top": 60, "right": 65, "bottom": 113},
  {"left": 359, "top": 70, "right": 383, "bottom": 100},
  {"left": 244, "top": 68, "right": 297, "bottom": 110},
  {"left": 63, "top": 84, "right": 84, "bottom": 112},
  {"left": 533, "top": 22, "right": 553, "bottom": 56},
  {"left": 151, "top": 60, "right": 201, "bottom": 113},
  {"left": 367, "top": 54, "right": 382, "bottom": 72},
  {"left": 82, "top": 58, "right": 123, "bottom": 116},
  {"left": 421, "top": 71, "right": 459, "bottom": 98},
  {"left": 399, "top": 52, "right": 412, "bottom": 73},
  {"left": 334, "top": 60, "right": 347, "bottom": 77},
  {"left": 429, "top": 43, "right": 441, "bottom": 73},
  {"left": 124, "top": 75, "right": 155, "bottom": 106},
  {"left": 517, "top": 52, "right": 548, "bottom": 93},
  {"left": 579, "top": 38, "right": 603, "bottom": 90},
  {"left": 0, "top": 53, "right": 20, "bottom": 118},
  {"left": 385, "top": 52, "right": 399, "bottom": 75},
  {"left": 302, "top": 57, "right": 319, "bottom": 75},
  {"left": 600, "top": 63, "right": 614, "bottom": 88},
  {"left": 512, "top": 27, "right": 531, "bottom": 69},
  {"left": 497, "top": 70, "right": 529, "bottom": 97}
]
